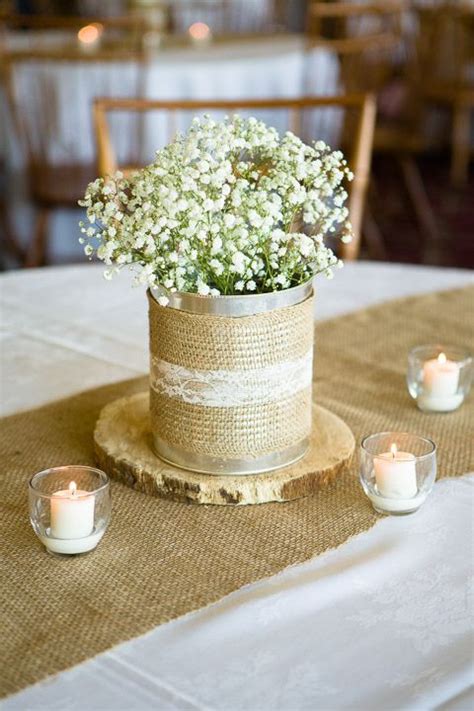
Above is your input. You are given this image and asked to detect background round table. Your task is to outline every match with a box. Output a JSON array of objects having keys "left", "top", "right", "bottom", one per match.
[
  {"left": 1, "top": 34, "right": 342, "bottom": 264},
  {"left": 1, "top": 261, "right": 473, "bottom": 710},
  {"left": 3, "top": 35, "right": 340, "bottom": 169}
]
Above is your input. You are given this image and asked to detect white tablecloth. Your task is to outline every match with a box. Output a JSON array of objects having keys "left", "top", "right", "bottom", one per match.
[{"left": 1, "top": 262, "right": 473, "bottom": 709}]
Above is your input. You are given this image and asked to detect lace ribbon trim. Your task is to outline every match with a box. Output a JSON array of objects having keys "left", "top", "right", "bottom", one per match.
[{"left": 150, "top": 350, "right": 313, "bottom": 407}]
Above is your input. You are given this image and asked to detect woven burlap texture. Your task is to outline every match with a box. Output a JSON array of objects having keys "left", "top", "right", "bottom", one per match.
[
  {"left": 150, "top": 388, "right": 313, "bottom": 457},
  {"left": 149, "top": 292, "right": 314, "bottom": 457},
  {"left": 1, "top": 286, "right": 473, "bottom": 698},
  {"left": 148, "top": 291, "right": 314, "bottom": 370}
]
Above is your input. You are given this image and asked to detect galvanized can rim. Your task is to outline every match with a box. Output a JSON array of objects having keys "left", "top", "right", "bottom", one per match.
[
  {"left": 150, "top": 279, "right": 314, "bottom": 316},
  {"left": 152, "top": 434, "right": 310, "bottom": 476}
]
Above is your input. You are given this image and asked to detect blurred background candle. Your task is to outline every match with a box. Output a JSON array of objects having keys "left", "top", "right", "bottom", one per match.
[
  {"left": 188, "top": 22, "right": 212, "bottom": 46},
  {"left": 77, "top": 23, "right": 104, "bottom": 53}
]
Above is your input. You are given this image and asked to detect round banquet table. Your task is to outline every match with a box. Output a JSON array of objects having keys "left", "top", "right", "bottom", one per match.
[
  {"left": 3, "top": 35, "right": 341, "bottom": 169},
  {"left": 1, "top": 261, "right": 473, "bottom": 710}
]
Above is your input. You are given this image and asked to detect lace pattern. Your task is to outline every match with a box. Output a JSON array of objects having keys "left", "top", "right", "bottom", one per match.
[{"left": 150, "top": 350, "right": 313, "bottom": 407}]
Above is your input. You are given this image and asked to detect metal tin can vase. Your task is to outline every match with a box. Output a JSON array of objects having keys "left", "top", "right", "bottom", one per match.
[{"left": 148, "top": 281, "right": 314, "bottom": 475}]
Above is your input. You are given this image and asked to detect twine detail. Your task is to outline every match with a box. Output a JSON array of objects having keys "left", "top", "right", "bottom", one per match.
[{"left": 148, "top": 293, "right": 314, "bottom": 461}]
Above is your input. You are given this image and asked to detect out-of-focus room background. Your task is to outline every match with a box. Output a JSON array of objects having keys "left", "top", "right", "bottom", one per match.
[{"left": 0, "top": 0, "right": 473, "bottom": 271}]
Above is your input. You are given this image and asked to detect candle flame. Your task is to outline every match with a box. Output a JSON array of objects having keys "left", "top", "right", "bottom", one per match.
[
  {"left": 69, "top": 481, "right": 77, "bottom": 496},
  {"left": 188, "top": 22, "right": 211, "bottom": 40},
  {"left": 390, "top": 443, "right": 398, "bottom": 458},
  {"left": 437, "top": 352, "right": 446, "bottom": 365},
  {"left": 77, "top": 23, "right": 103, "bottom": 44}
]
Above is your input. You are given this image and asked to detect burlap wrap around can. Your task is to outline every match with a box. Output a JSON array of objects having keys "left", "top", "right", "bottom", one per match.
[
  {"left": 148, "top": 290, "right": 314, "bottom": 473},
  {"left": 1, "top": 286, "right": 473, "bottom": 698}
]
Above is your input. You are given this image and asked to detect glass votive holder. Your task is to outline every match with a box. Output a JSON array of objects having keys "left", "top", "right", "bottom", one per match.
[
  {"left": 29, "top": 466, "right": 111, "bottom": 556},
  {"left": 360, "top": 432, "right": 437, "bottom": 515},
  {"left": 407, "top": 345, "right": 472, "bottom": 413}
]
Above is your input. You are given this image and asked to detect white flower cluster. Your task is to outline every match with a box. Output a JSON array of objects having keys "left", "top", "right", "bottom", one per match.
[{"left": 79, "top": 115, "right": 353, "bottom": 297}]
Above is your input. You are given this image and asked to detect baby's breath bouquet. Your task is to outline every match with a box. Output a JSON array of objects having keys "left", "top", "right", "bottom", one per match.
[{"left": 79, "top": 115, "right": 353, "bottom": 303}]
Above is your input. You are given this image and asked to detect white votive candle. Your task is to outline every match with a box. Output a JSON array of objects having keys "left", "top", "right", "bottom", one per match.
[
  {"left": 50, "top": 481, "right": 95, "bottom": 540},
  {"left": 423, "top": 353, "right": 459, "bottom": 396},
  {"left": 374, "top": 443, "right": 417, "bottom": 499},
  {"left": 419, "top": 352, "right": 462, "bottom": 411}
]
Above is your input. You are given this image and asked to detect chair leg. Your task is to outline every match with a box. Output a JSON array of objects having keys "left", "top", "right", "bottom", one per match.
[
  {"left": 362, "top": 205, "right": 387, "bottom": 260},
  {"left": 25, "top": 208, "right": 50, "bottom": 268},
  {"left": 451, "top": 103, "right": 471, "bottom": 187},
  {"left": 398, "top": 155, "right": 441, "bottom": 264},
  {"left": 0, "top": 202, "right": 25, "bottom": 265}
]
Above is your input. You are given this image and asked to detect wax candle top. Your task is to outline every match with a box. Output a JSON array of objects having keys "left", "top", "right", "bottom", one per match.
[
  {"left": 426, "top": 352, "right": 459, "bottom": 373},
  {"left": 52, "top": 480, "right": 93, "bottom": 501},
  {"left": 377, "top": 443, "right": 415, "bottom": 462},
  {"left": 54, "top": 480, "right": 85, "bottom": 498}
]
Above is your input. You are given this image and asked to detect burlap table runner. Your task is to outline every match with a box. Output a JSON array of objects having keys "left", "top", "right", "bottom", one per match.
[{"left": 1, "top": 286, "right": 473, "bottom": 698}]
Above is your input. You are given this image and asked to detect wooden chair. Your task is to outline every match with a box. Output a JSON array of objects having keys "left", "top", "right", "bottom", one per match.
[
  {"left": 0, "top": 12, "right": 150, "bottom": 32},
  {"left": 306, "top": 0, "right": 405, "bottom": 57},
  {"left": 306, "top": 1, "right": 443, "bottom": 259},
  {"left": 168, "top": 0, "right": 281, "bottom": 35},
  {"left": 93, "top": 95, "right": 376, "bottom": 261},
  {"left": 414, "top": 3, "right": 474, "bottom": 185},
  {"left": 1, "top": 3, "right": 277, "bottom": 38},
  {"left": 2, "top": 45, "right": 148, "bottom": 267},
  {"left": 0, "top": 158, "right": 24, "bottom": 268},
  {"left": 168, "top": 1, "right": 237, "bottom": 35},
  {"left": 0, "top": 12, "right": 157, "bottom": 60}
]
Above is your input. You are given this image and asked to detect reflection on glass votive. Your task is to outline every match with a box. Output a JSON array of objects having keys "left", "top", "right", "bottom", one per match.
[
  {"left": 407, "top": 345, "right": 472, "bottom": 413},
  {"left": 29, "top": 466, "right": 111, "bottom": 556},
  {"left": 360, "top": 432, "right": 437, "bottom": 515}
]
